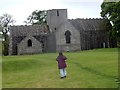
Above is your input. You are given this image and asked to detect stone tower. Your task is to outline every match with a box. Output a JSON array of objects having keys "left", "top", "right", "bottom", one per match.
[
  {"left": 47, "top": 9, "right": 67, "bottom": 32},
  {"left": 47, "top": 9, "right": 81, "bottom": 52}
]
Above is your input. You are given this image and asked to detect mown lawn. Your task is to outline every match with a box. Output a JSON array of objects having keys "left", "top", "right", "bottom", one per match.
[{"left": 2, "top": 48, "right": 119, "bottom": 88}]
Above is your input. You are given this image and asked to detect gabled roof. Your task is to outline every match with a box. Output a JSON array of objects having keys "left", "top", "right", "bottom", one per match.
[
  {"left": 10, "top": 25, "right": 49, "bottom": 37},
  {"left": 68, "top": 18, "right": 112, "bottom": 32}
]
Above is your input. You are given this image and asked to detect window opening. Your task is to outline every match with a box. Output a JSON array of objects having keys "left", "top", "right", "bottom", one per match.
[
  {"left": 57, "top": 10, "right": 59, "bottom": 16},
  {"left": 65, "top": 30, "right": 71, "bottom": 44},
  {"left": 28, "top": 39, "right": 32, "bottom": 47}
]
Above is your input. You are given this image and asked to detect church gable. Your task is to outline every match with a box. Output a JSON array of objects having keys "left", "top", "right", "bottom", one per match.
[
  {"left": 18, "top": 36, "right": 42, "bottom": 55},
  {"left": 55, "top": 20, "right": 81, "bottom": 52},
  {"left": 9, "top": 25, "right": 49, "bottom": 55}
]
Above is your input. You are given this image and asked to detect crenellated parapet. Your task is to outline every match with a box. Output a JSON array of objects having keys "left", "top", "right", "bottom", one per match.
[{"left": 70, "top": 18, "right": 103, "bottom": 20}]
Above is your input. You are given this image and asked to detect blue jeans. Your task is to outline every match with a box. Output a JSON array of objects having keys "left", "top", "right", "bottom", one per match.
[{"left": 59, "top": 68, "right": 67, "bottom": 77}]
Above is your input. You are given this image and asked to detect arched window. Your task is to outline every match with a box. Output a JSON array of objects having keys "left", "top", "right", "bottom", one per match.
[
  {"left": 28, "top": 39, "right": 32, "bottom": 47},
  {"left": 57, "top": 10, "right": 59, "bottom": 16},
  {"left": 65, "top": 30, "right": 71, "bottom": 44}
]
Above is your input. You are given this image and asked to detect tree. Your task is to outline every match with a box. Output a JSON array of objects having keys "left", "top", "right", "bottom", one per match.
[
  {"left": 0, "top": 13, "right": 15, "bottom": 55},
  {"left": 24, "top": 10, "right": 47, "bottom": 25},
  {"left": 101, "top": 1, "right": 120, "bottom": 47}
]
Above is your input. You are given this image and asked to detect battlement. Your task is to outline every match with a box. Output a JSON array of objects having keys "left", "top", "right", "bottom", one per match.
[
  {"left": 48, "top": 9, "right": 67, "bottom": 11},
  {"left": 69, "top": 18, "right": 103, "bottom": 21}
]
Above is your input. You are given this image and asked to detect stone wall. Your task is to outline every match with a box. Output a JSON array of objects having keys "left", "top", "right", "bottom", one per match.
[
  {"left": 80, "top": 30, "right": 108, "bottom": 50},
  {"left": 55, "top": 21, "right": 81, "bottom": 52},
  {"left": 57, "top": 44, "right": 81, "bottom": 52},
  {"left": 46, "top": 32, "right": 56, "bottom": 52},
  {"left": 9, "top": 25, "right": 49, "bottom": 55},
  {"left": 18, "top": 36, "right": 42, "bottom": 55},
  {"left": 69, "top": 18, "right": 111, "bottom": 50},
  {"left": 47, "top": 9, "right": 68, "bottom": 32}
]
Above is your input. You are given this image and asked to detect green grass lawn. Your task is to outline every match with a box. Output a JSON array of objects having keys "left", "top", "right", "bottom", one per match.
[{"left": 2, "top": 48, "right": 119, "bottom": 88}]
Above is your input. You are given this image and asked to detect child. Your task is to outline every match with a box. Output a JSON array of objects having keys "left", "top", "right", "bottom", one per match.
[{"left": 56, "top": 52, "right": 67, "bottom": 79}]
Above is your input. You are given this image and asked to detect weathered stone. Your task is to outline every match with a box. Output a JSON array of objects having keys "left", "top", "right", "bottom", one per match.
[{"left": 9, "top": 9, "right": 111, "bottom": 55}]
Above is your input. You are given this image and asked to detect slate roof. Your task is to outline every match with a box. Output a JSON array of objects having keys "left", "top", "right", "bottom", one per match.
[
  {"left": 10, "top": 25, "right": 49, "bottom": 36},
  {"left": 68, "top": 18, "right": 112, "bottom": 32}
]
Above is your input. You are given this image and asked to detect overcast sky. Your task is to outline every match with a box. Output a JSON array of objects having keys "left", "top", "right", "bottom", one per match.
[{"left": 0, "top": 0, "right": 103, "bottom": 25}]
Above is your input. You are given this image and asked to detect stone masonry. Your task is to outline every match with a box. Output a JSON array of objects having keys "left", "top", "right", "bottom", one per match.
[{"left": 9, "top": 9, "right": 112, "bottom": 55}]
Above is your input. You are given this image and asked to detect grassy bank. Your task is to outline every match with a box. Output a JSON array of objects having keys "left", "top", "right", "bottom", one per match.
[{"left": 2, "top": 48, "right": 118, "bottom": 88}]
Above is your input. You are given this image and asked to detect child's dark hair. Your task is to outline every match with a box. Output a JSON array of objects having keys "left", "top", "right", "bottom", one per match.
[{"left": 59, "top": 52, "right": 63, "bottom": 55}]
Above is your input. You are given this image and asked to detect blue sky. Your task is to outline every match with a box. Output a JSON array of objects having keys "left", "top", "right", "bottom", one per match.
[{"left": 0, "top": 0, "right": 103, "bottom": 25}]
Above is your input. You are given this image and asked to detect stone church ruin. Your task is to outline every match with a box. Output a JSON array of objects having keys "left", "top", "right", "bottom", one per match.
[{"left": 9, "top": 9, "right": 112, "bottom": 55}]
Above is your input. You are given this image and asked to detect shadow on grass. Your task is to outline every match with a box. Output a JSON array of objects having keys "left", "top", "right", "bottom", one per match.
[{"left": 74, "top": 62, "right": 118, "bottom": 81}]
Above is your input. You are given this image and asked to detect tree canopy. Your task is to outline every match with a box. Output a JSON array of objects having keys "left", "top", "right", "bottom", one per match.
[
  {"left": 0, "top": 13, "right": 15, "bottom": 55},
  {"left": 24, "top": 10, "right": 47, "bottom": 25},
  {"left": 101, "top": 1, "right": 120, "bottom": 46},
  {"left": 0, "top": 13, "right": 15, "bottom": 35}
]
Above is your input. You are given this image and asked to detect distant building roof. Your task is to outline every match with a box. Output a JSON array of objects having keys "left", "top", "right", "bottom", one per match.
[
  {"left": 10, "top": 25, "right": 49, "bottom": 36},
  {"left": 68, "top": 18, "right": 112, "bottom": 31}
]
